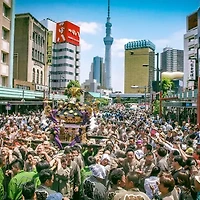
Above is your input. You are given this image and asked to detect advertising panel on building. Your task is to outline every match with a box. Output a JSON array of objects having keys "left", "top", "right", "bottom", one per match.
[
  {"left": 188, "top": 12, "right": 198, "bottom": 30},
  {"left": 188, "top": 59, "right": 196, "bottom": 81},
  {"left": 56, "top": 21, "right": 80, "bottom": 46},
  {"left": 47, "top": 31, "right": 53, "bottom": 65}
]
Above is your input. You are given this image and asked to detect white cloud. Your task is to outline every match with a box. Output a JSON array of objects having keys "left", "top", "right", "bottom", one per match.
[
  {"left": 112, "top": 38, "right": 137, "bottom": 57},
  {"left": 76, "top": 22, "right": 103, "bottom": 35},
  {"left": 80, "top": 39, "right": 93, "bottom": 51}
]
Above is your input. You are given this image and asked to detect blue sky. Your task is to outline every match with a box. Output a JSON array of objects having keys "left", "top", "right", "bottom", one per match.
[{"left": 15, "top": 0, "right": 200, "bottom": 92}]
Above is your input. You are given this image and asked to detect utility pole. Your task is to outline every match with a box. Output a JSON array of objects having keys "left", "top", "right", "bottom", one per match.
[
  {"left": 48, "top": 73, "right": 51, "bottom": 99},
  {"left": 197, "top": 47, "right": 200, "bottom": 127},
  {"left": 156, "top": 53, "right": 160, "bottom": 99},
  {"left": 144, "top": 86, "right": 147, "bottom": 110}
]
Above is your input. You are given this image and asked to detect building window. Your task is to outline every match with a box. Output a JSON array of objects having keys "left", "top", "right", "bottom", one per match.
[
  {"left": 1, "top": 51, "right": 8, "bottom": 63},
  {"left": 35, "top": 34, "right": 38, "bottom": 44},
  {"left": 35, "top": 50, "right": 37, "bottom": 59},
  {"left": 32, "top": 68, "right": 35, "bottom": 83},
  {"left": 40, "top": 37, "right": 43, "bottom": 47},
  {"left": 42, "top": 54, "right": 44, "bottom": 63},
  {"left": 40, "top": 52, "right": 42, "bottom": 61},
  {"left": 2, "top": 27, "right": 9, "bottom": 40},
  {"left": 32, "top": 32, "right": 35, "bottom": 41},
  {"left": 37, "top": 51, "right": 40, "bottom": 60},
  {"left": 3, "top": 3, "right": 10, "bottom": 19},
  {"left": 188, "top": 37, "right": 194, "bottom": 42},
  {"left": 40, "top": 71, "right": 43, "bottom": 85},
  {"left": 36, "top": 69, "right": 39, "bottom": 84},
  {"left": 32, "top": 48, "right": 34, "bottom": 58},
  {"left": 38, "top": 35, "right": 40, "bottom": 46}
]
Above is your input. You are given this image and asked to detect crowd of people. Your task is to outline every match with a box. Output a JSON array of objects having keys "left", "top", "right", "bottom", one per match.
[{"left": 0, "top": 104, "right": 200, "bottom": 200}]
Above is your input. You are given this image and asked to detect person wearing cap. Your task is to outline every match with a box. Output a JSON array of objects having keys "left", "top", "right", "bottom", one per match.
[
  {"left": 194, "top": 176, "right": 200, "bottom": 199},
  {"left": 100, "top": 153, "right": 111, "bottom": 174},
  {"left": 186, "top": 147, "right": 194, "bottom": 156},
  {"left": 82, "top": 164, "right": 107, "bottom": 200},
  {"left": 7, "top": 159, "right": 36, "bottom": 200}
]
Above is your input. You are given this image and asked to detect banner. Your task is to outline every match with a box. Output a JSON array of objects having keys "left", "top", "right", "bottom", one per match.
[
  {"left": 188, "top": 59, "right": 196, "bottom": 81},
  {"left": 47, "top": 31, "right": 53, "bottom": 65}
]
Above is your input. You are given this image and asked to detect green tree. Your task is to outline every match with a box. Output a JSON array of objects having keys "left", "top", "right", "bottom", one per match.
[
  {"left": 96, "top": 98, "right": 109, "bottom": 106},
  {"left": 160, "top": 78, "right": 174, "bottom": 97}
]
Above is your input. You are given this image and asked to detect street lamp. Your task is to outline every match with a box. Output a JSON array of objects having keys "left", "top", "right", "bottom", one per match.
[{"left": 131, "top": 85, "right": 147, "bottom": 110}]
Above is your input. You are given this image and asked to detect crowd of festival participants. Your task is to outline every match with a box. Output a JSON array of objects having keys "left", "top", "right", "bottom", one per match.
[{"left": 1, "top": 104, "right": 200, "bottom": 200}]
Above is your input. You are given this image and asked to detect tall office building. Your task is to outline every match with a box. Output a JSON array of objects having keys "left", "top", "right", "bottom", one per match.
[
  {"left": 124, "top": 40, "right": 155, "bottom": 93},
  {"left": 13, "top": 13, "right": 48, "bottom": 91},
  {"left": 92, "top": 56, "right": 104, "bottom": 87},
  {"left": 0, "top": 0, "right": 13, "bottom": 87},
  {"left": 183, "top": 9, "right": 199, "bottom": 89},
  {"left": 103, "top": 0, "right": 113, "bottom": 90},
  {"left": 81, "top": 56, "right": 104, "bottom": 92},
  {"left": 161, "top": 47, "right": 183, "bottom": 72},
  {"left": 41, "top": 19, "right": 80, "bottom": 94}
]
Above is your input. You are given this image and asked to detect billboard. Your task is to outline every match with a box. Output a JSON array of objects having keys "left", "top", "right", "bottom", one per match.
[
  {"left": 56, "top": 21, "right": 80, "bottom": 46},
  {"left": 47, "top": 31, "right": 53, "bottom": 65},
  {"left": 188, "top": 12, "right": 198, "bottom": 30}
]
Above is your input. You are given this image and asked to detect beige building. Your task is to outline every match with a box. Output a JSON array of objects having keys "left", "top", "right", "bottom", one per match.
[
  {"left": 0, "top": 0, "right": 12, "bottom": 87},
  {"left": 14, "top": 13, "right": 48, "bottom": 91},
  {"left": 124, "top": 40, "right": 155, "bottom": 93}
]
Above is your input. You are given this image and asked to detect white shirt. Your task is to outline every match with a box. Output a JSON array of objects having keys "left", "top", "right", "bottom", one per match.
[{"left": 144, "top": 176, "right": 159, "bottom": 199}]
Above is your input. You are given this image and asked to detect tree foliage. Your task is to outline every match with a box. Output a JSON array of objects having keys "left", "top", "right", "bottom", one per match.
[
  {"left": 96, "top": 98, "right": 109, "bottom": 106},
  {"left": 152, "top": 100, "right": 160, "bottom": 115},
  {"left": 160, "top": 78, "right": 174, "bottom": 97}
]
